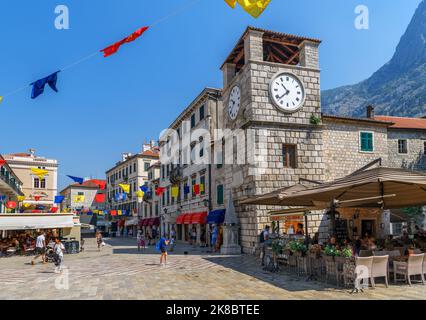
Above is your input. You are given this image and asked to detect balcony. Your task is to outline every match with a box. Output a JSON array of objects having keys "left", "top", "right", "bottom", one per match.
[{"left": 0, "top": 169, "right": 24, "bottom": 196}]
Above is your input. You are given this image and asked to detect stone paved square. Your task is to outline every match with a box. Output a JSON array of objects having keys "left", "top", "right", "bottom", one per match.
[{"left": 0, "top": 237, "right": 425, "bottom": 300}]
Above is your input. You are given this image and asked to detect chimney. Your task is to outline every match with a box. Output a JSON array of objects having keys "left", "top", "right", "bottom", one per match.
[
  {"left": 122, "top": 153, "right": 131, "bottom": 161},
  {"left": 29, "top": 148, "right": 36, "bottom": 156},
  {"left": 366, "top": 105, "right": 375, "bottom": 119}
]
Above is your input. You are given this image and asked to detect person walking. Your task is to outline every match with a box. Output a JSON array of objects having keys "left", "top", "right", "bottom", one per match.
[
  {"left": 157, "top": 236, "right": 170, "bottom": 267},
  {"left": 31, "top": 231, "right": 46, "bottom": 265},
  {"left": 211, "top": 224, "right": 218, "bottom": 253},
  {"left": 169, "top": 227, "right": 176, "bottom": 252},
  {"left": 53, "top": 238, "right": 65, "bottom": 273},
  {"left": 137, "top": 229, "right": 145, "bottom": 251},
  {"left": 260, "top": 225, "right": 270, "bottom": 266},
  {"left": 96, "top": 231, "right": 103, "bottom": 251}
]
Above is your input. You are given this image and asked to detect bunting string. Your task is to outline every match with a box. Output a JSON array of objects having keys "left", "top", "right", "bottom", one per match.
[{"left": 0, "top": 0, "right": 204, "bottom": 103}]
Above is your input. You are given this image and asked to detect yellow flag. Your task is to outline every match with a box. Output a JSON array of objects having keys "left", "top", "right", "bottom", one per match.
[
  {"left": 17, "top": 196, "right": 25, "bottom": 202},
  {"left": 171, "top": 186, "right": 179, "bottom": 198},
  {"left": 136, "top": 190, "right": 145, "bottom": 198},
  {"left": 23, "top": 203, "right": 31, "bottom": 208},
  {"left": 225, "top": 0, "right": 237, "bottom": 8},
  {"left": 31, "top": 168, "right": 49, "bottom": 180},
  {"left": 226, "top": 0, "right": 271, "bottom": 18},
  {"left": 0, "top": 96, "right": 3, "bottom": 104},
  {"left": 74, "top": 195, "right": 85, "bottom": 203},
  {"left": 119, "top": 184, "right": 130, "bottom": 194},
  {"left": 118, "top": 210, "right": 122, "bottom": 216},
  {"left": 200, "top": 184, "right": 205, "bottom": 193},
  {"left": 98, "top": 210, "right": 104, "bottom": 215}
]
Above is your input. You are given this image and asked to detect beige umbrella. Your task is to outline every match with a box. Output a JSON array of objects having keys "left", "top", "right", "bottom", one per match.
[
  {"left": 276, "top": 167, "right": 426, "bottom": 209},
  {"left": 239, "top": 184, "right": 316, "bottom": 206}
]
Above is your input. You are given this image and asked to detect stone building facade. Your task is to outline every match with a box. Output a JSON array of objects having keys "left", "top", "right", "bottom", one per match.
[
  {"left": 152, "top": 26, "right": 426, "bottom": 252},
  {"left": 159, "top": 88, "right": 222, "bottom": 242}
]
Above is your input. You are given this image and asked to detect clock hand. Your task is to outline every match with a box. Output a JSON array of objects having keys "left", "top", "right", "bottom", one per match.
[{"left": 277, "top": 90, "right": 290, "bottom": 100}]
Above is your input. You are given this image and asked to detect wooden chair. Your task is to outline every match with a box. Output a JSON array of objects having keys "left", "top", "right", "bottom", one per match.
[
  {"left": 393, "top": 253, "right": 425, "bottom": 286},
  {"left": 372, "top": 255, "right": 389, "bottom": 288}
]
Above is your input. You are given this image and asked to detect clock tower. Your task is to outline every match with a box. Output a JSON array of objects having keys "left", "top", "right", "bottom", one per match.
[{"left": 217, "top": 27, "right": 326, "bottom": 252}]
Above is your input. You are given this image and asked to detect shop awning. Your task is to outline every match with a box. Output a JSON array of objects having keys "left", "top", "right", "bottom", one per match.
[
  {"left": 148, "top": 217, "right": 160, "bottom": 226},
  {"left": 183, "top": 214, "right": 193, "bottom": 224},
  {"left": 176, "top": 214, "right": 185, "bottom": 225},
  {"left": 191, "top": 212, "right": 207, "bottom": 224},
  {"left": 0, "top": 213, "right": 75, "bottom": 231},
  {"left": 207, "top": 209, "right": 225, "bottom": 224},
  {"left": 140, "top": 219, "right": 149, "bottom": 226}
]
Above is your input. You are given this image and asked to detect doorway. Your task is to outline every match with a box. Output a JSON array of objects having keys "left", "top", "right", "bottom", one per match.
[{"left": 361, "top": 220, "right": 376, "bottom": 238}]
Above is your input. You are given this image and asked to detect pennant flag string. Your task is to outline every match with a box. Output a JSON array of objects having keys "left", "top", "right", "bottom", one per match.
[{"left": 0, "top": 0, "right": 204, "bottom": 103}]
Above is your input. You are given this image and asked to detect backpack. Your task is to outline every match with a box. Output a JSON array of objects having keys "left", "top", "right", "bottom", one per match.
[{"left": 259, "top": 231, "right": 265, "bottom": 243}]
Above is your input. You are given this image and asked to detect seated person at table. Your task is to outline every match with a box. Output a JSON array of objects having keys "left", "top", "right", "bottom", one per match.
[
  {"left": 367, "top": 237, "right": 377, "bottom": 251},
  {"left": 353, "top": 236, "right": 362, "bottom": 256},
  {"left": 296, "top": 224, "right": 304, "bottom": 235}
]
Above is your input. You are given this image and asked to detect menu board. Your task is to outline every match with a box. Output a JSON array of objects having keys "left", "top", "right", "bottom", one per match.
[{"left": 335, "top": 219, "right": 348, "bottom": 242}]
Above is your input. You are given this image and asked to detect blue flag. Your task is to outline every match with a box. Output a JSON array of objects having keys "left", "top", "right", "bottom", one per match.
[
  {"left": 31, "top": 71, "right": 60, "bottom": 99},
  {"left": 67, "top": 175, "right": 84, "bottom": 184},
  {"left": 184, "top": 186, "right": 190, "bottom": 194},
  {"left": 140, "top": 185, "right": 149, "bottom": 193},
  {"left": 54, "top": 195, "right": 65, "bottom": 204}
]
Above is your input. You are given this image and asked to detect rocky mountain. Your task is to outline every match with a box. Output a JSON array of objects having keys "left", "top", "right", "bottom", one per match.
[{"left": 322, "top": 0, "right": 426, "bottom": 117}]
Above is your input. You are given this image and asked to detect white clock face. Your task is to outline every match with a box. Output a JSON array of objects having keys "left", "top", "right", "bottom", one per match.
[
  {"left": 228, "top": 86, "right": 241, "bottom": 121},
  {"left": 270, "top": 73, "right": 305, "bottom": 113}
]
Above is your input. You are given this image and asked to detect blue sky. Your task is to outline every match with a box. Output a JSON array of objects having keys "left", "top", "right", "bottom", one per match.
[{"left": 0, "top": 0, "right": 422, "bottom": 189}]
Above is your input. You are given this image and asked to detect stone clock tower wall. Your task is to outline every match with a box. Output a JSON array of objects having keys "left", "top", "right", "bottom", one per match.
[{"left": 219, "top": 28, "right": 327, "bottom": 252}]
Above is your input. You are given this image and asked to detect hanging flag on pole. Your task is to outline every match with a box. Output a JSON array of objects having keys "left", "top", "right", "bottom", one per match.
[
  {"left": 74, "top": 195, "right": 85, "bottom": 203},
  {"left": 140, "top": 185, "right": 149, "bottom": 193},
  {"left": 171, "top": 186, "right": 179, "bottom": 198},
  {"left": 101, "top": 26, "right": 149, "bottom": 58},
  {"left": 225, "top": 0, "right": 271, "bottom": 18},
  {"left": 31, "top": 168, "right": 49, "bottom": 180},
  {"left": 119, "top": 184, "right": 130, "bottom": 194},
  {"left": 136, "top": 191, "right": 145, "bottom": 198},
  {"left": 17, "top": 196, "right": 25, "bottom": 202},
  {"left": 67, "top": 175, "right": 84, "bottom": 184},
  {"left": 0, "top": 160, "right": 6, "bottom": 167},
  {"left": 30, "top": 71, "right": 60, "bottom": 99},
  {"left": 54, "top": 195, "right": 65, "bottom": 204}
]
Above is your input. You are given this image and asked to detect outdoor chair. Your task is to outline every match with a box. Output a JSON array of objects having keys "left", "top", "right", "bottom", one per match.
[
  {"left": 393, "top": 253, "right": 425, "bottom": 286},
  {"left": 359, "top": 250, "right": 373, "bottom": 257},
  {"left": 353, "top": 256, "right": 374, "bottom": 292},
  {"left": 373, "top": 251, "right": 389, "bottom": 256},
  {"left": 371, "top": 255, "right": 389, "bottom": 288},
  {"left": 296, "top": 256, "right": 309, "bottom": 276},
  {"left": 423, "top": 254, "right": 426, "bottom": 277},
  {"left": 324, "top": 256, "right": 339, "bottom": 286}
]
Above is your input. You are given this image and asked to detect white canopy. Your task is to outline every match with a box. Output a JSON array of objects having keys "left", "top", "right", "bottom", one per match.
[{"left": 0, "top": 213, "right": 75, "bottom": 231}]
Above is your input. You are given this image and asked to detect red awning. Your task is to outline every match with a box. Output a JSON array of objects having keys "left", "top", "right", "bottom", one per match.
[
  {"left": 176, "top": 214, "right": 187, "bottom": 225},
  {"left": 142, "top": 219, "right": 149, "bottom": 226},
  {"left": 183, "top": 214, "right": 193, "bottom": 224},
  {"left": 191, "top": 212, "right": 207, "bottom": 224}
]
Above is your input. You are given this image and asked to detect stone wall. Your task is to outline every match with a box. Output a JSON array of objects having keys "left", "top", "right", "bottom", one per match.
[
  {"left": 323, "top": 119, "right": 389, "bottom": 181},
  {"left": 387, "top": 129, "right": 426, "bottom": 171}
]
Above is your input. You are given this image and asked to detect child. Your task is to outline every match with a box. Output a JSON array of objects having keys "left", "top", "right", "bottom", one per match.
[
  {"left": 137, "top": 229, "right": 145, "bottom": 251},
  {"left": 157, "top": 237, "right": 170, "bottom": 266},
  {"left": 53, "top": 238, "right": 65, "bottom": 273}
]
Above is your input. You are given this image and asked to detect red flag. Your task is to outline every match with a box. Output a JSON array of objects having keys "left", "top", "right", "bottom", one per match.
[
  {"left": 155, "top": 187, "right": 165, "bottom": 196},
  {"left": 110, "top": 210, "right": 117, "bottom": 216},
  {"left": 0, "top": 160, "right": 6, "bottom": 167},
  {"left": 93, "top": 180, "right": 106, "bottom": 190},
  {"left": 193, "top": 184, "right": 200, "bottom": 195},
  {"left": 101, "top": 26, "right": 149, "bottom": 57},
  {"left": 95, "top": 194, "right": 106, "bottom": 203},
  {"left": 6, "top": 201, "right": 17, "bottom": 209},
  {"left": 50, "top": 207, "right": 58, "bottom": 213}
]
